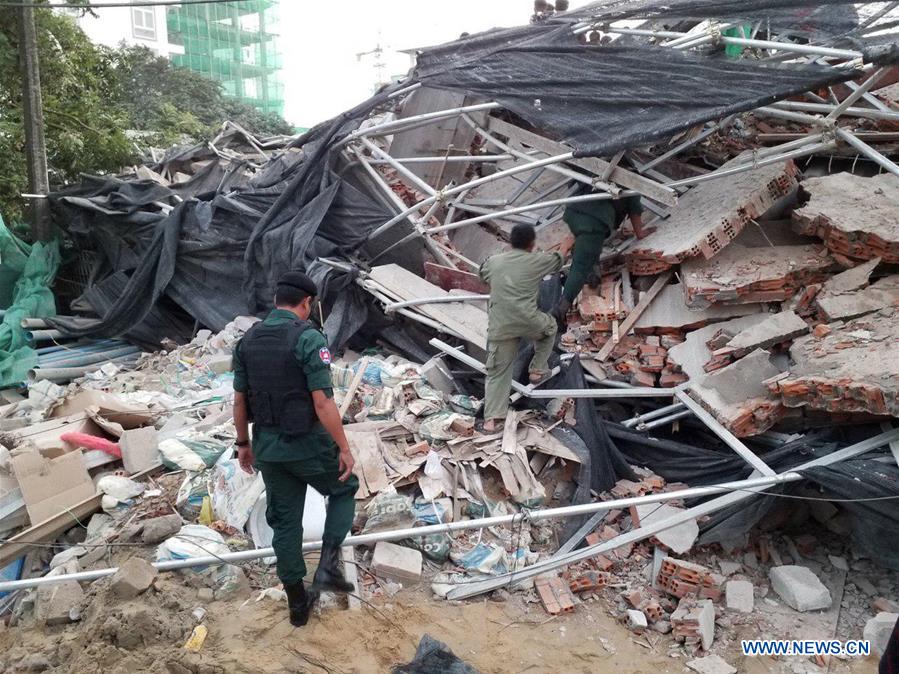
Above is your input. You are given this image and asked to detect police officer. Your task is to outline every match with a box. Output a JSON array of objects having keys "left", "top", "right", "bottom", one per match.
[
  {"left": 233, "top": 271, "right": 359, "bottom": 627},
  {"left": 479, "top": 224, "right": 562, "bottom": 432},
  {"left": 556, "top": 192, "right": 653, "bottom": 321}
]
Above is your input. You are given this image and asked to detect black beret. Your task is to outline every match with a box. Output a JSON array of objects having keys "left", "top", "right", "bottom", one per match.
[{"left": 276, "top": 271, "right": 318, "bottom": 297}]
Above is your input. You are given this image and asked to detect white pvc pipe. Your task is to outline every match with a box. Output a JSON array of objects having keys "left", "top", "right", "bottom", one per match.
[{"left": 384, "top": 295, "right": 489, "bottom": 313}]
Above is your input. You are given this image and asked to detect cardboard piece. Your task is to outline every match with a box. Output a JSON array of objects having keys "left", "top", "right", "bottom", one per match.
[
  {"left": 52, "top": 390, "right": 154, "bottom": 432},
  {"left": 11, "top": 448, "right": 95, "bottom": 525},
  {"left": 19, "top": 414, "right": 110, "bottom": 453}
]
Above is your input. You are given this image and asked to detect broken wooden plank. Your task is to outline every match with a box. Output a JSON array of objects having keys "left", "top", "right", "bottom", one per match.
[
  {"left": 501, "top": 410, "right": 520, "bottom": 454},
  {"left": 424, "top": 262, "right": 489, "bottom": 294},
  {"left": 596, "top": 272, "right": 673, "bottom": 361},
  {"left": 346, "top": 430, "right": 390, "bottom": 498},
  {"left": 338, "top": 357, "right": 369, "bottom": 420},
  {"left": 341, "top": 546, "right": 361, "bottom": 610}
]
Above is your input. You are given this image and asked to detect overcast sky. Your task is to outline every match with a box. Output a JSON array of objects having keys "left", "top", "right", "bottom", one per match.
[{"left": 279, "top": 1, "right": 595, "bottom": 128}]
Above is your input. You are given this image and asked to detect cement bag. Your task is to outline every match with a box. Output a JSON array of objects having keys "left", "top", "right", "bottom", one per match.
[
  {"left": 97, "top": 475, "right": 145, "bottom": 513},
  {"left": 210, "top": 459, "right": 265, "bottom": 530},
  {"left": 159, "top": 437, "right": 228, "bottom": 471},
  {"left": 247, "top": 487, "right": 326, "bottom": 557},
  {"left": 380, "top": 361, "right": 423, "bottom": 388},
  {"left": 362, "top": 489, "right": 413, "bottom": 534}
]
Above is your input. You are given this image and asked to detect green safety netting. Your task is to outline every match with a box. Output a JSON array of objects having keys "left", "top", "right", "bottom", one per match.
[{"left": 0, "top": 216, "right": 59, "bottom": 387}]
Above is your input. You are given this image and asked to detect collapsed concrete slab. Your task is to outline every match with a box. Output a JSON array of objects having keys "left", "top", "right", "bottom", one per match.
[
  {"left": 865, "top": 612, "right": 899, "bottom": 656},
  {"left": 680, "top": 243, "right": 833, "bottom": 307},
  {"left": 815, "top": 274, "right": 899, "bottom": 322},
  {"left": 626, "top": 158, "right": 799, "bottom": 275},
  {"left": 633, "top": 283, "right": 762, "bottom": 334},
  {"left": 669, "top": 315, "right": 787, "bottom": 436},
  {"left": 793, "top": 172, "right": 899, "bottom": 263},
  {"left": 819, "top": 257, "right": 880, "bottom": 296},
  {"left": 631, "top": 503, "right": 699, "bottom": 554},
  {"left": 768, "top": 308, "right": 899, "bottom": 417},
  {"left": 726, "top": 310, "right": 809, "bottom": 357}
]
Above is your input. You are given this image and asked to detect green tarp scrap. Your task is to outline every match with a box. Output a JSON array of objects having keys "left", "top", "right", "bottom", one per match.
[{"left": 0, "top": 216, "right": 59, "bottom": 387}]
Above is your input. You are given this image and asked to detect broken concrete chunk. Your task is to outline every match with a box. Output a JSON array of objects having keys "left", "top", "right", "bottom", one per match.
[
  {"left": 793, "top": 172, "right": 899, "bottom": 263},
  {"left": 686, "top": 655, "right": 737, "bottom": 674},
  {"left": 37, "top": 580, "right": 83, "bottom": 626},
  {"left": 828, "top": 555, "right": 849, "bottom": 572},
  {"left": 421, "top": 356, "right": 456, "bottom": 395},
  {"left": 110, "top": 557, "right": 158, "bottom": 599},
  {"left": 49, "top": 547, "right": 86, "bottom": 570},
  {"left": 632, "top": 503, "right": 699, "bottom": 554},
  {"left": 632, "top": 283, "right": 762, "bottom": 333},
  {"left": 119, "top": 426, "right": 159, "bottom": 474},
  {"left": 140, "top": 513, "right": 182, "bottom": 544},
  {"left": 815, "top": 274, "right": 899, "bottom": 321},
  {"left": 864, "top": 613, "right": 899, "bottom": 656},
  {"left": 726, "top": 311, "right": 809, "bottom": 356},
  {"left": 371, "top": 541, "right": 422, "bottom": 585},
  {"left": 769, "top": 565, "right": 832, "bottom": 612},
  {"left": 725, "top": 580, "right": 754, "bottom": 614},
  {"left": 770, "top": 308, "right": 899, "bottom": 417},
  {"left": 671, "top": 597, "right": 716, "bottom": 651},
  {"left": 702, "top": 349, "right": 782, "bottom": 406},
  {"left": 626, "top": 609, "right": 648, "bottom": 632},
  {"left": 820, "top": 257, "right": 881, "bottom": 295},
  {"left": 718, "top": 561, "right": 742, "bottom": 577}
]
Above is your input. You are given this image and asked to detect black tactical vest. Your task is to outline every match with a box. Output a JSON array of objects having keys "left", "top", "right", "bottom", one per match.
[{"left": 240, "top": 319, "right": 317, "bottom": 436}]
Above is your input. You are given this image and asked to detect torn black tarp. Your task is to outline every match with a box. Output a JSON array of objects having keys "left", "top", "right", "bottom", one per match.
[{"left": 419, "top": 44, "right": 859, "bottom": 157}]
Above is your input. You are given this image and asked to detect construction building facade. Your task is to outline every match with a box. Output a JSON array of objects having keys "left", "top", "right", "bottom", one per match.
[{"left": 166, "top": 0, "right": 285, "bottom": 117}]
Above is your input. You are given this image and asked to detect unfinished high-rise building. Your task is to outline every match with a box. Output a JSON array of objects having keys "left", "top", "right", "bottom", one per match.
[{"left": 166, "top": 0, "right": 284, "bottom": 116}]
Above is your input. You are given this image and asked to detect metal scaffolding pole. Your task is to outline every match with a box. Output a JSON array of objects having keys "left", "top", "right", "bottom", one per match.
[
  {"left": 384, "top": 295, "right": 489, "bottom": 313},
  {"left": 445, "top": 427, "right": 899, "bottom": 600},
  {"left": 1, "top": 466, "right": 855, "bottom": 594},
  {"left": 344, "top": 102, "right": 501, "bottom": 143},
  {"left": 835, "top": 128, "right": 899, "bottom": 177},
  {"left": 359, "top": 137, "right": 436, "bottom": 196},
  {"left": 772, "top": 100, "right": 899, "bottom": 122},
  {"left": 367, "top": 151, "right": 577, "bottom": 241}
]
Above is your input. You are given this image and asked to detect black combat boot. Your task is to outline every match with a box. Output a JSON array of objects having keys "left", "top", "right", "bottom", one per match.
[
  {"left": 283, "top": 581, "right": 317, "bottom": 627},
  {"left": 311, "top": 543, "right": 355, "bottom": 594}
]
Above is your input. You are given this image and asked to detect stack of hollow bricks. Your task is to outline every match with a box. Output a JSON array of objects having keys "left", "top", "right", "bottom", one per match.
[
  {"left": 563, "top": 328, "right": 687, "bottom": 388},
  {"left": 656, "top": 557, "right": 725, "bottom": 601},
  {"left": 625, "top": 161, "right": 800, "bottom": 275},
  {"left": 535, "top": 576, "right": 577, "bottom": 615}
]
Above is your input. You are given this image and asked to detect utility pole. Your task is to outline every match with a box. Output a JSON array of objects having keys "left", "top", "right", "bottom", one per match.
[{"left": 17, "top": 0, "right": 52, "bottom": 242}]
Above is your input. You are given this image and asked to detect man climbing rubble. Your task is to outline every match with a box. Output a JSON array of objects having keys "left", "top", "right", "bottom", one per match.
[
  {"left": 556, "top": 191, "right": 652, "bottom": 321},
  {"left": 232, "top": 271, "right": 359, "bottom": 627},
  {"left": 479, "top": 224, "right": 563, "bottom": 432}
]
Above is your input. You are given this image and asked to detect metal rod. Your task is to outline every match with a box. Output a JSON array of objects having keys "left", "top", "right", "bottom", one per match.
[
  {"left": 387, "top": 81, "right": 421, "bottom": 99},
  {"left": 639, "top": 116, "right": 735, "bottom": 172},
  {"left": 622, "top": 402, "right": 687, "bottom": 428},
  {"left": 665, "top": 139, "right": 837, "bottom": 189},
  {"left": 358, "top": 138, "right": 436, "bottom": 196},
  {"left": 825, "top": 67, "right": 886, "bottom": 120},
  {"left": 366, "top": 155, "right": 514, "bottom": 164},
  {"left": 345, "top": 102, "right": 501, "bottom": 143},
  {"left": 367, "top": 151, "right": 577, "bottom": 241},
  {"left": 0, "top": 467, "right": 858, "bottom": 594},
  {"left": 675, "top": 391, "right": 776, "bottom": 476},
  {"left": 641, "top": 409, "right": 693, "bottom": 430},
  {"left": 445, "top": 427, "right": 899, "bottom": 600},
  {"left": 425, "top": 191, "right": 632, "bottom": 236},
  {"left": 384, "top": 295, "right": 489, "bottom": 313},
  {"left": 432, "top": 338, "right": 679, "bottom": 399},
  {"left": 772, "top": 100, "right": 899, "bottom": 122},
  {"left": 835, "top": 128, "right": 899, "bottom": 177}
]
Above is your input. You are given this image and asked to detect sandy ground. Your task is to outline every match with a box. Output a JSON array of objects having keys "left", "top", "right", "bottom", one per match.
[{"left": 0, "top": 576, "right": 883, "bottom": 674}]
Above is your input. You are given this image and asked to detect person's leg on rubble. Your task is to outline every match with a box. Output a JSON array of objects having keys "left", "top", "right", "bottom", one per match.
[
  {"left": 256, "top": 460, "right": 317, "bottom": 627},
  {"left": 527, "top": 312, "right": 557, "bottom": 384},
  {"left": 484, "top": 338, "right": 519, "bottom": 432},
  {"left": 303, "top": 443, "right": 360, "bottom": 595}
]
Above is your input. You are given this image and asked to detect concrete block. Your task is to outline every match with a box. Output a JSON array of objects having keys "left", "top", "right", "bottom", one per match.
[
  {"left": 49, "top": 547, "right": 86, "bottom": 570},
  {"left": 718, "top": 561, "right": 742, "bottom": 576},
  {"left": 769, "top": 565, "right": 832, "bottom": 612},
  {"left": 632, "top": 503, "right": 698, "bottom": 554},
  {"left": 828, "top": 555, "right": 849, "bottom": 572},
  {"left": 140, "top": 513, "right": 182, "bottom": 544},
  {"left": 725, "top": 580, "right": 754, "bottom": 613},
  {"left": 686, "top": 655, "right": 737, "bottom": 674},
  {"left": 864, "top": 613, "right": 899, "bottom": 656},
  {"left": 119, "top": 427, "right": 159, "bottom": 474},
  {"left": 371, "top": 541, "right": 422, "bottom": 585},
  {"left": 110, "top": 557, "right": 157, "bottom": 599},
  {"left": 421, "top": 356, "right": 456, "bottom": 395},
  {"left": 627, "top": 609, "right": 648, "bottom": 632},
  {"left": 703, "top": 348, "right": 781, "bottom": 405},
  {"left": 204, "top": 354, "right": 233, "bottom": 375},
  {"left": 37, "top": 580, "right": 83, "bottom": 626}
]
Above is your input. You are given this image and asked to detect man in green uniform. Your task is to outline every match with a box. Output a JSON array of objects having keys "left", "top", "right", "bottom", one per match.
[
  {"left": 479, "top": 224, "right": 563, "bottom": 432},
  {"left": 233, "top": 271, "right": 358, "bottom": 627},
  {"left": 557, "top": 193, "right": 652, "bottom": 319}
]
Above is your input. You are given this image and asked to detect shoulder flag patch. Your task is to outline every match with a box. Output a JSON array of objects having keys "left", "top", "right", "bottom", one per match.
[{"left": 318, "top": 347, "right": 332, "bottom": 365}]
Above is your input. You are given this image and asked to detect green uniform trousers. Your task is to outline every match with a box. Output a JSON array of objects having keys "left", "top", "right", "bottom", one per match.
[
  {"left": 257, "top": 455, "right": 359, "bottom": 586},
  {"left": 562, "top": 232, "right": 607, "bottom": 303},
  {"left": 484, "top": 312, "right": 557, "bottom": 421}
]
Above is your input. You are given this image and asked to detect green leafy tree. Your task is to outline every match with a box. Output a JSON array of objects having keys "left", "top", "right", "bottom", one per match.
[
  {"left": 0, "top": 8, "right": 134, "bottom": 225},
  {"left": 109, "top": 45, "right": 295, "bottom": 140}
]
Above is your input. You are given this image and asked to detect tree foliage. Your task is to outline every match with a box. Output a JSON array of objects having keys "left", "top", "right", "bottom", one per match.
[{"left": 0, "top": 11, "right": 294, "bottom": 227}]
